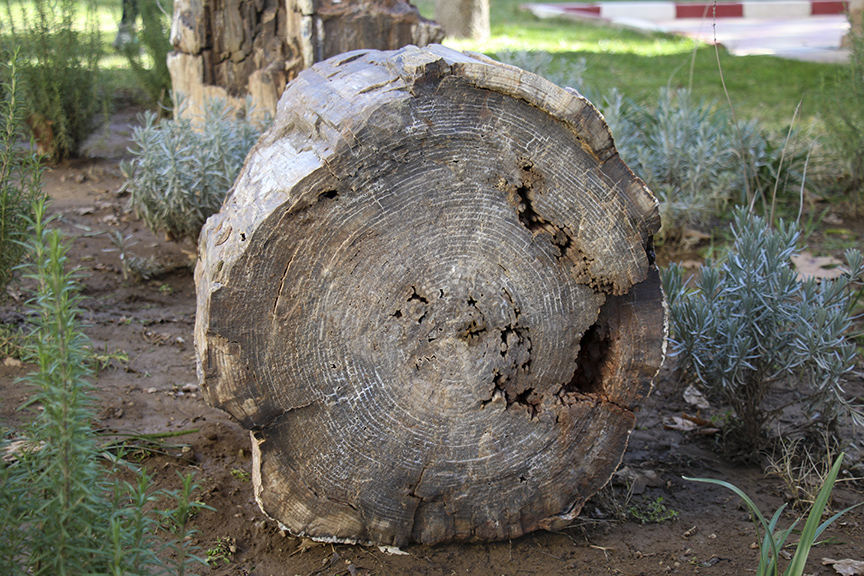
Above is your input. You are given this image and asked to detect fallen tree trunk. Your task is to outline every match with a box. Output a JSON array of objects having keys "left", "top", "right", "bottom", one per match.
[{"left": 195, "top": 44, "right": 666, "bottom": 546}]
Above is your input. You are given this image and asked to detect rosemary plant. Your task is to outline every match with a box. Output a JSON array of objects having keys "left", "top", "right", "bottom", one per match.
[
  {"left": 1, "top": 0, "right": 104, "bottom": 160},
  {"left": 0, "top": 51, "right": 44, "bottom": 299},
  {"left": 122, "top": 96, "right": 269, "bottom": 242},
  {"left": 663, "top": 209, "right": 864, "bottom": 450},
  {"left": 121, "top": 0, "right": 174, "bottom": 108},
  {"left": 0, "top": 199, "right": 210, "bottom": 575}
]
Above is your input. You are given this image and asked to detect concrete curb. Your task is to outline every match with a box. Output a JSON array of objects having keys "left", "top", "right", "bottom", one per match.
[{"left": 523, "top": 1, "right": 849, "bottom": 22}]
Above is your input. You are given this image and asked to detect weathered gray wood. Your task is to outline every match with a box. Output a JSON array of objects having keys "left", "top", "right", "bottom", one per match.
[
  {"left": 168, "top": 0, "right": 443, "bottom": 120},
  {"left": 195, "top": 44, "right": 666, "bottom": 546}
]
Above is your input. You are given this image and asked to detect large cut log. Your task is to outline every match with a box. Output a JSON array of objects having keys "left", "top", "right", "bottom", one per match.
[
  {"left": 195, "top": 44, "right": 666, "bottom": 546},
  {"left": 168, "top": 0, "right": 443, "bottom": 120}
]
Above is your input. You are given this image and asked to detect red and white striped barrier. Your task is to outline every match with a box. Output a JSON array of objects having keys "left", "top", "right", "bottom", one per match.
[{"left": 523, "top": 1, "right": 849, "bottom": 22}]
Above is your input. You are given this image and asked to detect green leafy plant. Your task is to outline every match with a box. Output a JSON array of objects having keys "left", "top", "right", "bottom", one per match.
[
  {"left": 158, "top": 473, "right": 213, "bottom": 576},
  {"left": 1, "top": 0, "right": 104, "bottom": 160},
  {"left": 628, "top": 496, "right": 678, "bottom": 524},
  {"left": 106, "top": 230, "right": 167, "bottom": 282},
  {"left": 121, "top": 0, "right": 174, "bottom": 108},
  {"left": 686, "top": 452, "right": 861, "bottom": 576},
  {"left": 602, "top": 88, "right": 767, "bottom": 238},
  {"left": 663, "top": 209, "right": 864, "bottom": 451},
  {"left": 0, "top": 51, "right": 44, "bottom": 299},
  {"left": 122, "top": 96, "right": 269, "bottom": 242},
  {"left": 205, "top": 536, "right": 236, "bottom": 567},
  {"left": 0, "top": 322, "right": 26, "bottom": 358},
  {"left": 0, "top": 198, "right": 211, "bottom": 575},
  {"left": 231, "top": 467, "right": 251, "bottom": 482}
]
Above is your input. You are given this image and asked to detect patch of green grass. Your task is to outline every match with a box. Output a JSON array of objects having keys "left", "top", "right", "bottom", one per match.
[{"left": 440, "top": 2, "right": 843, "bottom": 131}]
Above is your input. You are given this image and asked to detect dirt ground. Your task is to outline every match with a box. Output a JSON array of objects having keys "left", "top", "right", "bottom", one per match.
[{"left": 1, "top": 113, "right": 864, "bottom": 576}]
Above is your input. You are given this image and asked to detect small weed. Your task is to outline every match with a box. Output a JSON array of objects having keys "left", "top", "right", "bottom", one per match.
[
  {"left": 580, "top": 477, "right": 632, "bottom": 523},
  {"left": 0, "top": 322, "right": 27, "bottom": 359},
  {"left": 765, "top": 435, "right": 850, "bottom": 510},
  {"left": 628, "top": 496, "right": 678, "bottom": 524},
  {"left": 231, "top": 468, "right": 251, "bottom": 482},
  {"left": 99, "top": 427, "right": 199, "bottom": 462},
  {"left": 87, "top": 343, "right": 129, "bottom": 371},
  {"left": 206, "top": 536, "right": 236, "bottom": 567},
  {"left": 105, "top": 230, "right": 164, "bottom": 282}
]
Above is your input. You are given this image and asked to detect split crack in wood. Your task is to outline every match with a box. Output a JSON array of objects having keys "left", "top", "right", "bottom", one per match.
[{"left": 195, "top": 44, "right": 666, "bottom": 546}]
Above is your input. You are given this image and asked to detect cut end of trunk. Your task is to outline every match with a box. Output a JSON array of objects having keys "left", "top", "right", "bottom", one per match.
[{"left": 195, "top": 44, "right": 666, "bottom": 546}]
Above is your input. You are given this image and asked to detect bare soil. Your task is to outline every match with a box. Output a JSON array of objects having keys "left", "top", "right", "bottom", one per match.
[{"left": 1, "top": 115, "right": 864, "bottom": 576}]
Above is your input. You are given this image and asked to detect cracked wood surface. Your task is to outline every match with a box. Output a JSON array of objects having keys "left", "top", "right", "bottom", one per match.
[{"left": 194, "top": 44, "right": 666, "bottom": 546}]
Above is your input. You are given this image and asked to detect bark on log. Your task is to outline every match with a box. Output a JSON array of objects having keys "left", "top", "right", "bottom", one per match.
[
  {"left": 168, "top": 0, "right": 443, "bottom": 120},
  {"left": 194, "top": 44, "right": 666, "bottom": 546}
]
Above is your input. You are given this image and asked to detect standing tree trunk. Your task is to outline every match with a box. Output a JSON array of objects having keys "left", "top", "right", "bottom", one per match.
[
  {"left": 195, "top": 44, "right": 666, "bottom": 547},
  {"left": 843, "top": 0, "right": 863, "bottom": 48},
  {"left": 434, "top": 0, "right": 489, "bottom": 39},
  {"left": 168, "top": 0, "right": 443, "bottom": 120}
]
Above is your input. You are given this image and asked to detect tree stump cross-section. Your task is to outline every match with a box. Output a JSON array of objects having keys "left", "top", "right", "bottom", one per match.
[{"left": 195, "top": 44, "right": 667, "bottom": 547}]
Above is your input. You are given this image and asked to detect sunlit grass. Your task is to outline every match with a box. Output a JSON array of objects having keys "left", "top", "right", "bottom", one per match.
[
  {"left": 2, "top": 0, "right": 152, "bottom": 105},
  {"left": 449, "top": 23, "right": 701, "bottom": 56},
  {"left": 0, "top": 0, "right": 849, "bottom": 134},
  {"left": 441, "top": 10, "right": 843, "bottom": 132},
  {"left": 2, "top": 0, "right": 121, "bottom": 35}
]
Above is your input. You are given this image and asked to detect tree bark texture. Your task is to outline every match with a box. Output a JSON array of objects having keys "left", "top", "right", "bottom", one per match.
[
  {"left": 168, "top": 0, "right": 443, "bottom": 119},
  {"left": 434, "top": 0, "right": 489, "bottom": 40},
  {"left": 843, "top": 0, "right": 863, "bottom": 48},
  {"left": 195, "top": 44, "right": 666, "bottom": 546}
]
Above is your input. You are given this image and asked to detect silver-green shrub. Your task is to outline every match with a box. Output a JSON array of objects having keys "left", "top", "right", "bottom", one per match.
[
  {"left": 494, "top": 49, "right": 587, "bottom": 92},
  {"left": 122, "top": 96, "right": 269, "bottom": 242},
  {"left": 602, "top": 88, "right": 767, "bottom": 237},
  {"left": 662, "top": 209, "right": 864, "bottom": 450}
]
